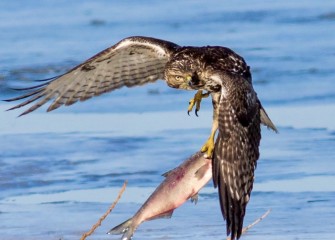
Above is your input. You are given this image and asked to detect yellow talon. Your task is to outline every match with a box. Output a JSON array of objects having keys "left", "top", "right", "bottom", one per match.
[
  {"left": 201, "top": 136, "right": 215, "bottom": 158},
  {"left": 187, "top": 90, "right": 216, "bottom": 158},
  {"left": 201, "top": 121, "right": 217, "bottom": 158},
  {"left": 187, "top": 90, "right": 210, "bottom": 116}
]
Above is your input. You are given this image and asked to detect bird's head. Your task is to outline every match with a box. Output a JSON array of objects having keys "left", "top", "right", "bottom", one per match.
[{"left": 164, "top": 60, "right": 205, "bottom": 90}]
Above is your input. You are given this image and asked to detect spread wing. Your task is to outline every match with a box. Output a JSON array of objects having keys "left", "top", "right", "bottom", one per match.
[
  {"left": 5, "top": 36, "right": 179, "bottom": 116},
  {"left": 212, "top": 73, "right": 261, "bottom": 240}
]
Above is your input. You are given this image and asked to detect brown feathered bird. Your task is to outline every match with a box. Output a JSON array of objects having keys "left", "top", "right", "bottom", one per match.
[{"left": 5, "top": 36, "right": 277, "bottom": 239}]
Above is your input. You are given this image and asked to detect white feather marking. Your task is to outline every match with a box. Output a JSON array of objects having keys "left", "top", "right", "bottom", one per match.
[
  {"left": 235, "top": 190, "right": 240, "bottom": 200},
  {"left": 210, "top": 74, "right": 228, "bottom": 98},
  {"left": 115, "top": 38, "right": 168, "bottom": 57},
  {"left": 228, "top": 54, "right": 238, "bottom": 62},
  {"left": 245, "top": 195, "right": 250, "bottom": 203},
  {"left": 210, "top": 74, "right": 222, "bottom": 85},
  {"left": 230, "top": 186, "right": 234, "bottom": 196},
  {"left": 221, "top": 87, "right": 228, "bottom": 98}
]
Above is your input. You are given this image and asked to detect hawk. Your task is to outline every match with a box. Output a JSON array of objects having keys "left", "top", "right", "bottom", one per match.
[{"left": 5, "top": 36, "right": 277, "bottom": 239}]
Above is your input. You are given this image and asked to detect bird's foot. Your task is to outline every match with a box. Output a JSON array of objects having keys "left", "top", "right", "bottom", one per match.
[
  {"left": 187, "top": 90, "right": 210, "bottom": 116},
  {"left": 201, "top": 137, "right": 215, "bottom": 159}
]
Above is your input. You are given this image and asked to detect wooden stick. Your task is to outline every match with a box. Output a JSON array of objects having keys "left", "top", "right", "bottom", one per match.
[
  {"left": 80, "top": 181, "right": 128, "bottom": 240},
  {"left": 227, "top": 209, "right": 271, "bottom": 240}
]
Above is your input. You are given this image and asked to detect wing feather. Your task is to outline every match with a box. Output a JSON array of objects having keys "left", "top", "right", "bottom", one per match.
[
  {"left": 4, "top": 88, "right": 45, "bottom": 103},
  {"left": 21, "top": 94, "right": 54, "bottom": 116},
  {"left": 6, "top": 36, "right": 179, "bottom": 115},
  {"left": 212, "top": 74, "right": 261, "bottom": 240},
  {"left": 7, "top": 92, "right": 45, "bottom": 113}
]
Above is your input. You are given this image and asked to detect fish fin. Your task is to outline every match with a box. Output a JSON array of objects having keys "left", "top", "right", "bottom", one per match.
[
  {"left": 107, "top": 218, "right": 135, "bottom": 240},
  {"left": 194, "top": 163, "right": 210, "bottom": 180},
  {"left": 161, "top": 167, "right": 177, "bottom": 177},
  {"left": 190, "top": 193, "right": 199, "bottom": 204},
  {"left": 147, "top": 210, "right": 174, "bottom": 221},
  {"left": 260, "top": 105, "right": 278, "bottom": 133},
  {"left": 162, "top": 169, "right": 172, "bottom": 177}
]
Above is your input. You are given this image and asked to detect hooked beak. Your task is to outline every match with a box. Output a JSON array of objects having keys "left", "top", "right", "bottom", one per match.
[
  {"left": 187, "top": 75, "right": 204, "bottom": 88},
  {"left": 186, "top": 75, "right": 195, "bottom": 87}
]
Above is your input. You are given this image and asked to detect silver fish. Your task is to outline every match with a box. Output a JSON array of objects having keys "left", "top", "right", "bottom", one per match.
[{"left": 107, "top": 151, "right": 212, "bottom": 240}]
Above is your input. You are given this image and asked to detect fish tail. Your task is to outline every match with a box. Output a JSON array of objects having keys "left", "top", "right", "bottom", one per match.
[{"left": 107, "top": 218, "right": 135, "bottom": 240}]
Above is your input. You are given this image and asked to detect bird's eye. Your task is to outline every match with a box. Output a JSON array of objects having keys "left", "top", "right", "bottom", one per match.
[{"left": 175, "top": 76, "right": 183, "bottom": 81}]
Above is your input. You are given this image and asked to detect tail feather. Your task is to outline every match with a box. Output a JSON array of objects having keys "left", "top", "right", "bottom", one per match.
[
  {"left": 260, "top": 106, "right": 278, "bottom": 133},
  {"left": 107, "top": 218, "right": 135, "bottom": 240}
]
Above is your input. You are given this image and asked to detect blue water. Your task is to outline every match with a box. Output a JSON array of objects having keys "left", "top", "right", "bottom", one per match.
[{"left": 1, "top": 0, "right": 335, "bottom": 239}]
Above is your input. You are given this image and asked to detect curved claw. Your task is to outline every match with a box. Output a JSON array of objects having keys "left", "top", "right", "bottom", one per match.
[{"left": 187, "top": 90, "right": 204, "bottom": 116}]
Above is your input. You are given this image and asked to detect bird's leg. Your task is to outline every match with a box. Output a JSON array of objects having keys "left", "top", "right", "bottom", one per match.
[
  {"left": 187, "top": 90, "right": 210, "bottom": 116},
  {"left": 201, "top": 116, "right": 218, "bottom": 158},
  {"left": 201, "top": 92, "right": 220, "bottom": 158}
]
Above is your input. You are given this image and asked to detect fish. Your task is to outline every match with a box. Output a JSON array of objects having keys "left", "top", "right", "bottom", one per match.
[{"left": 107, "top": 151, "right": 212, "bottom": 240}]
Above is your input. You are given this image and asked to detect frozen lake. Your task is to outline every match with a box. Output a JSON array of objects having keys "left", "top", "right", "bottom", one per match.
[{"left": 0, "top": 0, "right": 335, "bottom": 239}]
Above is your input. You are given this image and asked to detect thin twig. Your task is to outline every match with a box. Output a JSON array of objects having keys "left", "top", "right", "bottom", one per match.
[
  {"left": 226, "top": 209, "right": 271, "bottom": 240},
  {"left": 80, "top": 181, "right": 128, "bottom": 240},
  {"left": 242, "top": 209, "right": 271, "bottom": 234}
]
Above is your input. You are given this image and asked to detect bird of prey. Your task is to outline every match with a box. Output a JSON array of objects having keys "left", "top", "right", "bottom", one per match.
[{"left": 5, "top": 36, "right": 277, "bottom": 239}]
